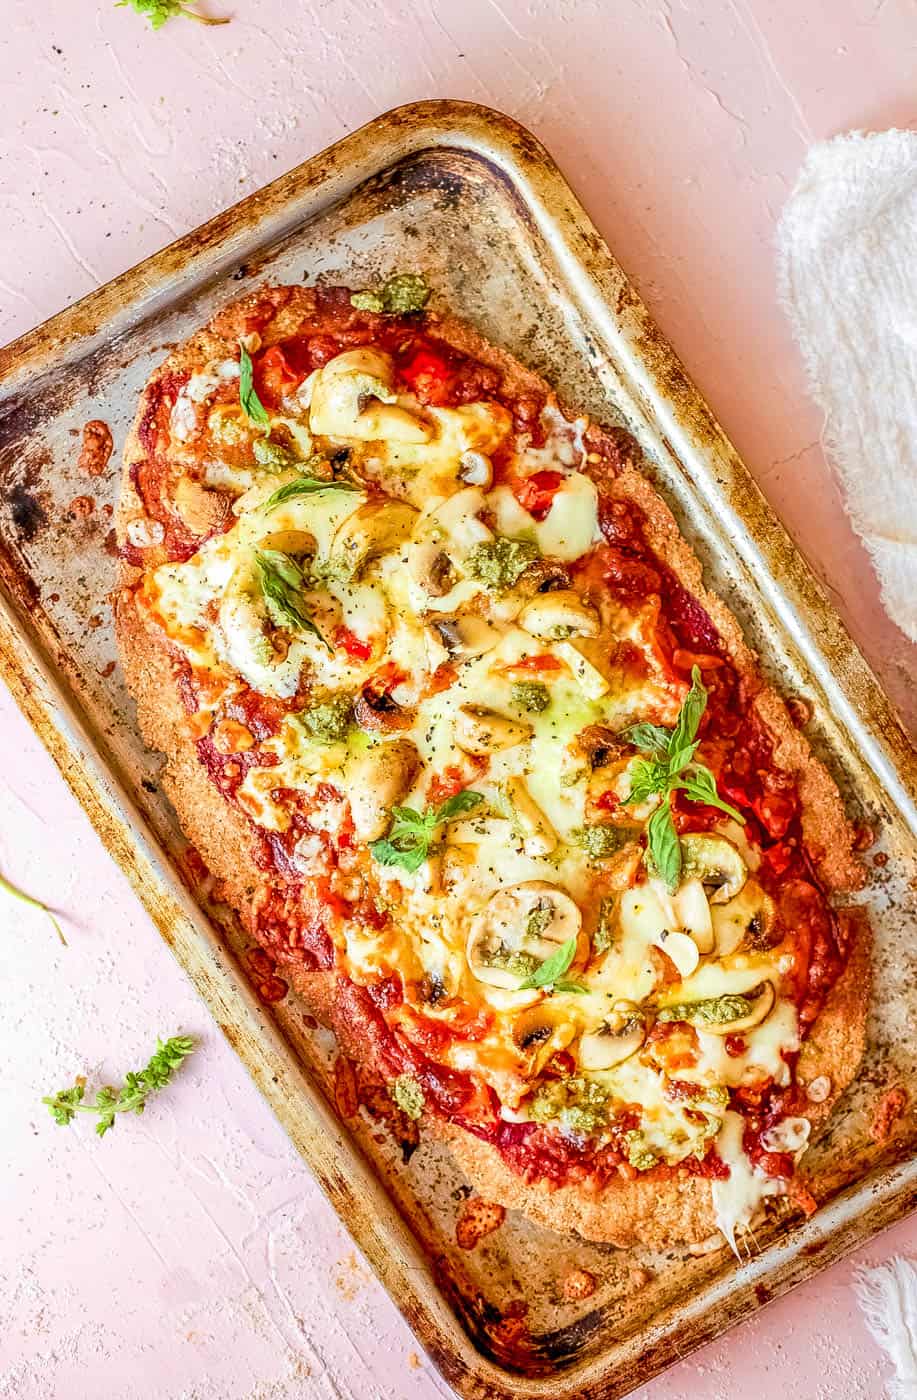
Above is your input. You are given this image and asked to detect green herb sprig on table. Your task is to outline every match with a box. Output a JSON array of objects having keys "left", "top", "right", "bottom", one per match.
[
  {"left": 622, "top": 666, "right": 744, "bottom": 892},
  {"left": 44, "top": 1036, "right": 195, "bottom": 1137},
  {"left": 370, "top": 790, "right": 483, "bottom": 874},
  {"left": 115, "top": 0, "right": 229, "bottom": 30},
  {"left": 1, "top": 870, "right": 66, "bottom": 945}
]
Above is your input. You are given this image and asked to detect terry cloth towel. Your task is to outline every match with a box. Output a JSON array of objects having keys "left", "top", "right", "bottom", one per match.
[
  {"left": 853, "top": 1257, "right": 917, "bottom": 1399},
  {"left": 777, "top": 129, "right": 917, "bottom": 646}
]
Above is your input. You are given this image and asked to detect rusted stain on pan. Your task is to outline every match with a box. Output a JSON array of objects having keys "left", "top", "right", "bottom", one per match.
[{"left": 0, "top": 100, "right": 916, "bottom": 1400}]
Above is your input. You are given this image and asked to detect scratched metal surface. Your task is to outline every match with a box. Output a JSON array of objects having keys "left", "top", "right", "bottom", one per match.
[{"left": 0, "top": 102, "right": 915, "bottom": 1400}]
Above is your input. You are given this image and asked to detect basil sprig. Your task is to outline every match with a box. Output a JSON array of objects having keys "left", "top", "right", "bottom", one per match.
[
  {"left": 622, "top": 666, "right": 744, "bottom": 891},
  {"left": 370, "top": 790, "right": 483, "bottom": 873}
]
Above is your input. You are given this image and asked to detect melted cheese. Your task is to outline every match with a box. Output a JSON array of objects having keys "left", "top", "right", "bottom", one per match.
[{"left": 139, "top": 344, "right": 809, "bottom": 1240}]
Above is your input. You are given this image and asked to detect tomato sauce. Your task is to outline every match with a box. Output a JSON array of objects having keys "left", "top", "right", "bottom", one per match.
[{"left": 146, "top": 299, "right": 851, "bottom": 1192}]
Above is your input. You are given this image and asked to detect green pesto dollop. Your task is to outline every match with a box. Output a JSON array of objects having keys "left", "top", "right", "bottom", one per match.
[
  {"left": 572, "top": 824, "right": 634, "bottom": 861},
  {"left": 529, "top": 1076, "right": 610, "bottom": 1137},
  {"left": 253, "top": 437, "right": 298, "bottom": 470},
  {"left": 623, "top": 1129, "right": 660, "bottom": 1172},
  {"left": 350, "top": 273, "right": 431, "bottom": 316},
  {"left": 465, "top": 537, "right": 539, "bottom": 591},
  {"left": 481, "top": 944, "right": 540, "bottom": 979},
  {"left": 510, "top": 680, "right": 551, "bottom": 714},
  {"left": 656, "top": 993, "right": 754, "bottom": 1028},
  {"left": 297, "top": 695, "right": 353, "bottom": 745},
  {"left": 390, "top": 1073, "right": 425, "bottom": 1120}
]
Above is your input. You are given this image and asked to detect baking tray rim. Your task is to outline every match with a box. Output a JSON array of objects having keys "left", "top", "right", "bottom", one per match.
[{"left": 0, "top": 98, "right": 915, "bottom": 1400}]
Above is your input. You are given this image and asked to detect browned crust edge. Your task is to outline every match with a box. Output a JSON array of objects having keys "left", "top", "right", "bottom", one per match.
[{"left": 114, "top": 282, "right": 870, "bottom": 1247}]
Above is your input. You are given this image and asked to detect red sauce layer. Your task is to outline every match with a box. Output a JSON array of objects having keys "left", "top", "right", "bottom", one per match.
[{"left": 143, "top": 295, "right": 851, "bottom": 1191}]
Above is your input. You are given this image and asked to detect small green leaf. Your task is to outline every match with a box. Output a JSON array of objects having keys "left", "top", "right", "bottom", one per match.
[
  {"left": 260, "top": 474, "right": 358, "bottom": 513},
  {"left": 552, "top": 979, "right": 588, "bottom": 995},
  {"left": 368, "top": 838, "right": 429, "bottom": 873},
  {"left": 239, "top": 344, "right": 270, "bottom": 426},
  {"left": 518, "top": 936, "right": 578, "bottom": 991},
  {"left": 621, "top": 757, "right": 669, "bottom": 806},
  {"left": 669, "top": 666, "right": 707, "bottom": 756},
  {"left": 435, "top": 790, "right": 484, "bottom": 824},
  {"left": 254, "top": 549, "right": 331, "bottom": 650},
  {"left": 623, "top": 721, "right": 672, "bottom": 758},
  {"left": 675, "top": 764, "right": 745, "bottom": 824},
  {"left": 645, "top": 794, "right": 682, "bottom": 892}
]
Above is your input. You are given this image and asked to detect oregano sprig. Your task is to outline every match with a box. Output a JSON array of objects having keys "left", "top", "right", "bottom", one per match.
[
  {"left": 43, "top": 1036, "right": 195, "bottom": 1137},
  {"left": 621, "top": 666, "right": 744, "bottom": 891}
]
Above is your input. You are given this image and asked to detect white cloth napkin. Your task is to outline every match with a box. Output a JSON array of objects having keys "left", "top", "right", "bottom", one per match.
[
  {"left": 776, "top": 130, "right": 917, "bottom": 645},
  {"left": 853, "top": 1258, "right": 917, "bottom": 1399}
]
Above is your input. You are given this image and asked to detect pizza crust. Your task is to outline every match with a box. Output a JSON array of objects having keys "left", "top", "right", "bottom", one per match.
[{"left": 115, "top": 282, "right": 869, "bottom": 1247}]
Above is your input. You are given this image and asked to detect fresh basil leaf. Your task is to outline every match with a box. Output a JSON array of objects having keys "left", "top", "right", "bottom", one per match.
[
  {"left": 368, "top": 837, "right": 429, "bottom": 873},
  {"left": 669, "top": 665, "right": 707, "bottom": 756},
  {"left": 623, "top": 721, "right": 672, "bottom": 759},
  {"left": 644, "top": 795, "right": 682, "bottom": 892},
  {"left": 239, "top": 343, "right": 270, "bottom": 426},
  {"left": 518, "top": 935, "right": 578, "bottom": 991},
  {"left": 261, "top": 474, "right": 359, "bottom": 513},
  {"left": 666, "top": 738, "right": 700, "bottom": 777},
  {"left": 254, "top": 549, "right": 331, "bottom": 651},
  {"left": 389, "top": 805, "right": 432, "bottom": 833},
  {"left": 435, "top": 790, "right": 484, "bottom": 824},
  {"left": 621, "top": 758, "right": 669, "bottom": 805},
  {"left": 676, "top": 764, "right": 745, "bottom": 824}
]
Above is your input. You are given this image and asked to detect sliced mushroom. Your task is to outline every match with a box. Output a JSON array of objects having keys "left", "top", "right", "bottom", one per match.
[
  {"left": 578, "top": 1002, "right": 646, "bottom": 1070},
  {"left": 455, "top": 704, "right": 533, "bottom": 756},
  {"left": 575, "top": 723, "right": 625, "bottom": 770},
  {"left": 458, "top": 450, "right": 493, "bottom": 488},
  {"left": 427, "top": 614, "right": 502, "bottom": 660},
  {"left": 345, "top": 737, "right": 420, "bottom": 842},
  {"left": 467, "top": 881, "right": 583, "bottom": 989},
  {"left": 700, "top": 980, "right": 776, "bottom": 1034},
  {"left": 408, "top": 540, "right": 459, "bottom": 597},
  {"left": 309, "top": 348, "right": 431, "bottom": 443},
  {"left": 327, "top": 499, "right": 418, "bottom": 579},
  {"left": 505, "top": 776, "right": 558, "bottom": 856},
  {"left": 516, "top": 558, "right": 572, "bottom": 598},
  {"left": 173, "top": 474, "right": 230, "bottom": 536},
  {"left": 712, "top": 882, "right": 778, "bottom": 956},
  {"left": 519, "top": 590, "right": 601, "bottom": 640},
  {"left": 353, "top": 686, "right": 414, "bottom": 734},
  {"left": 673, "top": 877, "right": 714, "bottom": 954},
  {"left": 512, "top": 1003, "right": 576, "bottom": 1073},
  {"left": 681, "top": 833, "right": 748, "bottom": 904}
]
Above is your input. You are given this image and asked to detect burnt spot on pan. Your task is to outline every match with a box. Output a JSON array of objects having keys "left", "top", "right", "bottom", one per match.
[{"left": 7, "top": 482, "right": 47, "bottom": 541}]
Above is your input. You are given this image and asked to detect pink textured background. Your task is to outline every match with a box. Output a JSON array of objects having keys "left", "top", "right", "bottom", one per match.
[{"left": 1, "top": 2, "right": 915, "bottom": 1397}]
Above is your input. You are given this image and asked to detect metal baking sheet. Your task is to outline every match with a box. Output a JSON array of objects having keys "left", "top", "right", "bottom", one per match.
[{"left": 1, "top": 100, "right": 915, "bottom": 1400}]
